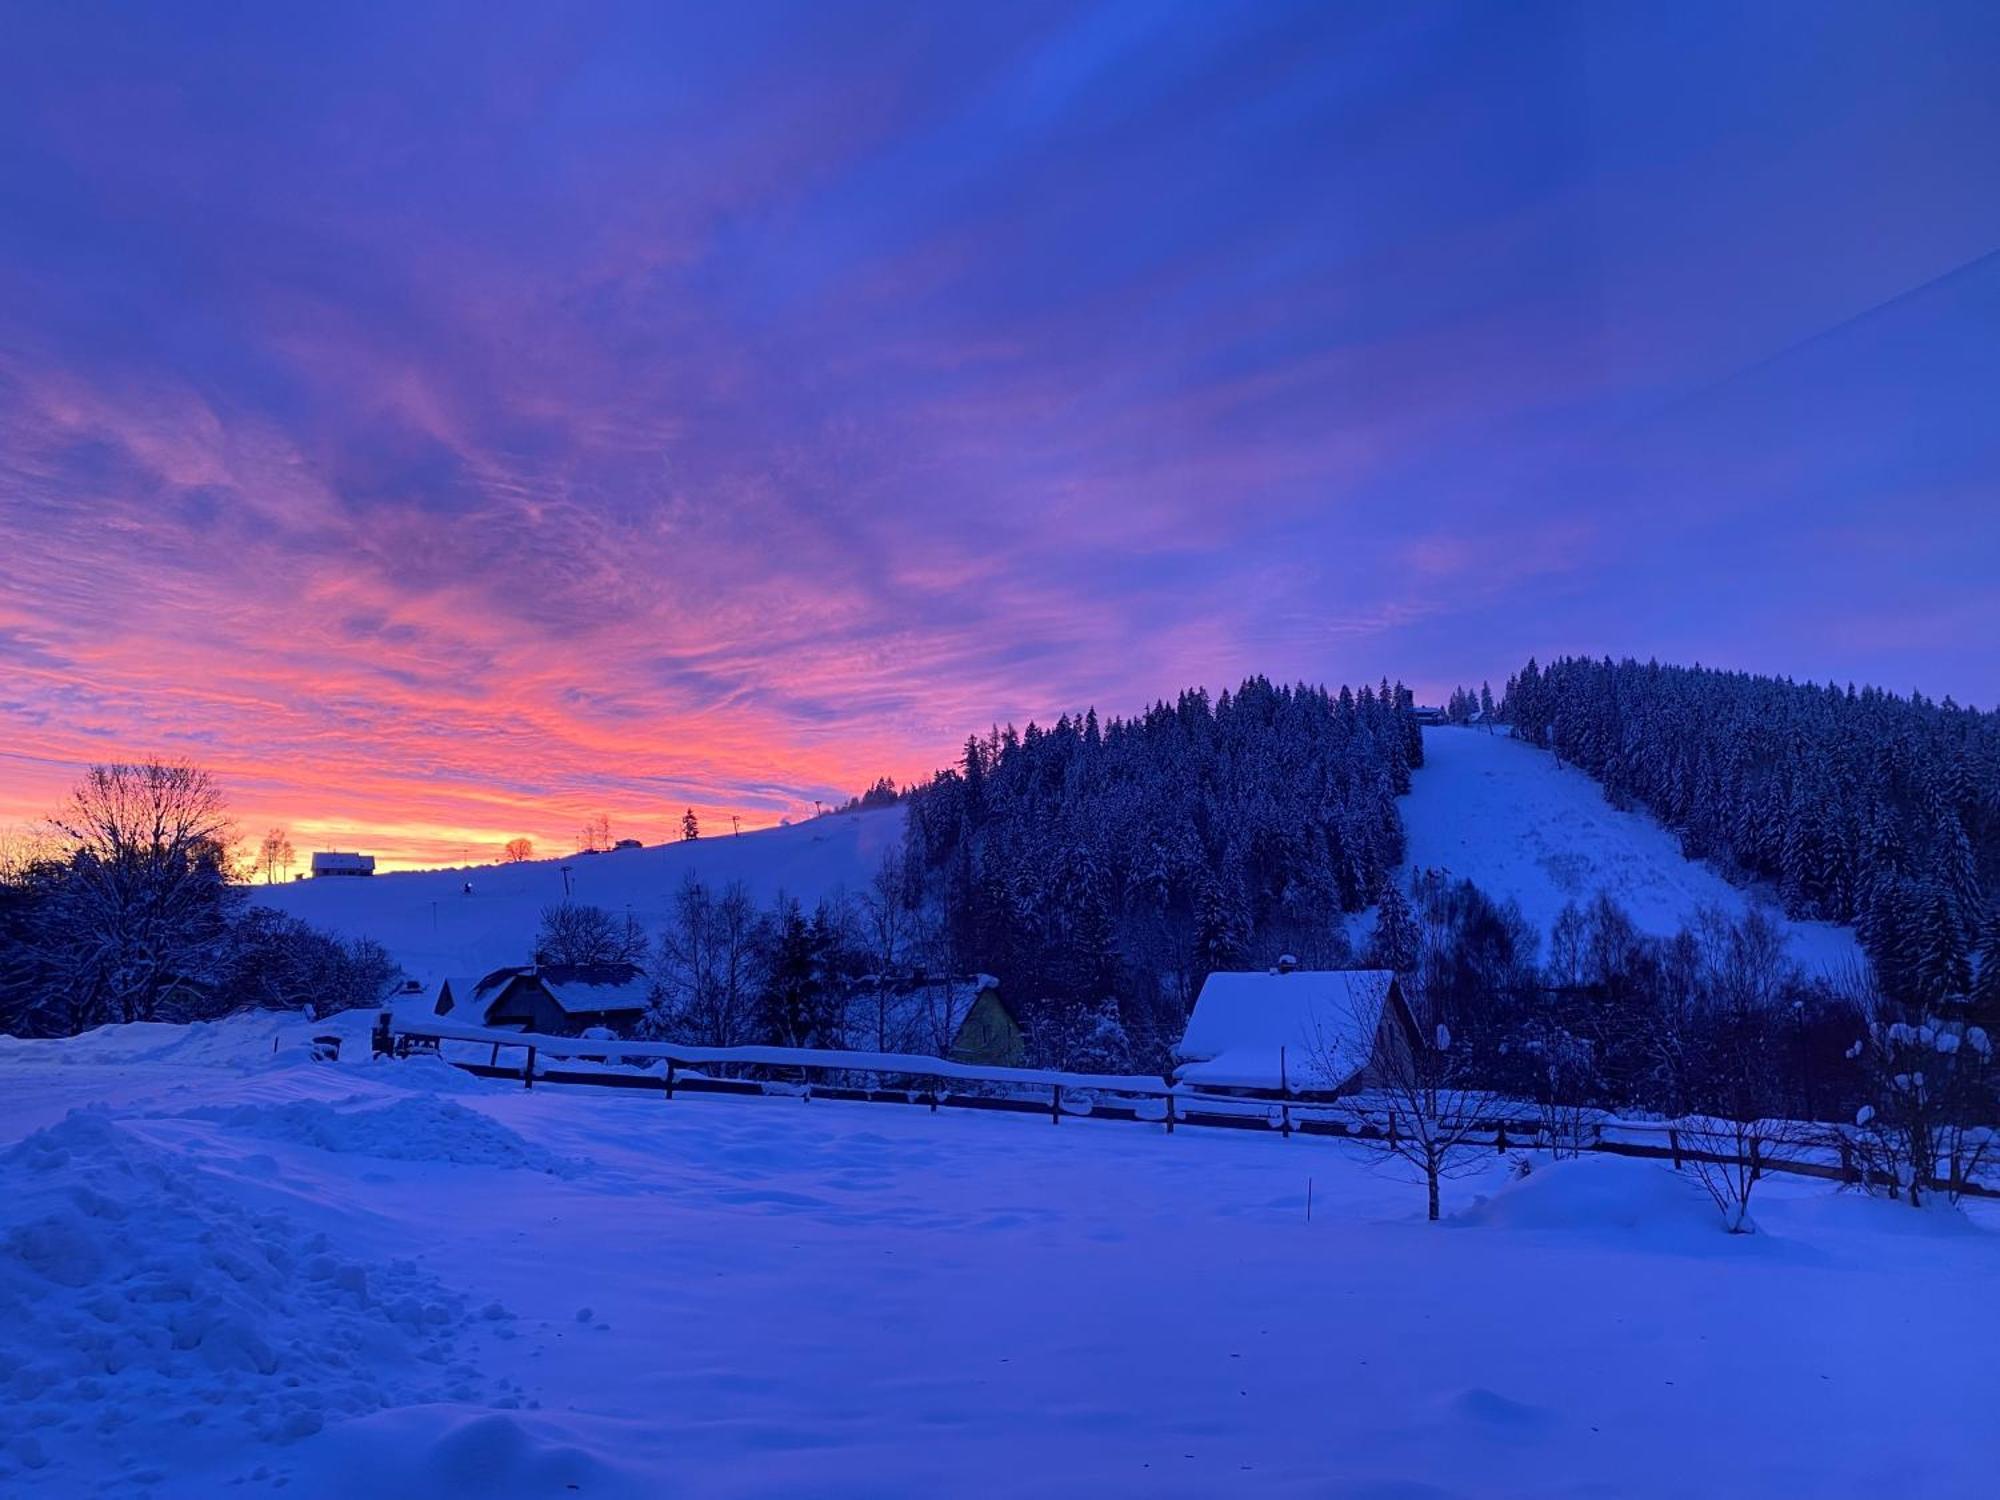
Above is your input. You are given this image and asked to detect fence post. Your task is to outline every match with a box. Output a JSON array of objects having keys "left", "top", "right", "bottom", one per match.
[
  {"left": 1669, "top": 1127, "right": 1682, "bottom": 1169},
  {"left": 1052, "top": 1083, "right": 1062, "bottom": 1124},
  {"left": 1279, "top": 1046, "right": 1291, "bottom": 1139},
  {"left": 928, "top": 1083, "right": 938, "bottom": 1113},
  {"left": 664, "top": 1059, "right": 675, "bottom": 1100},
  {"left": 1495, "top": 1122, "right": 1508, "bottom": 1153},
  {"left": 1749, "top": 1134, "right": 1762, "bottom": 1182},
  {"left": 1165, "top": 1089, "right": 1176, "bottom": 1135},
  {"left": 523, "top": 1045, "right": 536, "bottom": 1090},
  {"left": 489, "top": 1041, "right": 500, "bottom": 1068}
]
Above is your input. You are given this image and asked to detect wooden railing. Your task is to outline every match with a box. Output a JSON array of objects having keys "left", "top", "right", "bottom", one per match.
[{"left": 380, "top": 1017, "right": 1997, "bottom": 1198}]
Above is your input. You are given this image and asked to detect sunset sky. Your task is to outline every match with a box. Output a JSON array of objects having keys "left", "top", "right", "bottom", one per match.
[{"left": 3, "top": 2, "right": 1997, "bottom": 868}]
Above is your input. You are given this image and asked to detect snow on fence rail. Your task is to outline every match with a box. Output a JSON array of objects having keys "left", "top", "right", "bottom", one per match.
[{"left": 383, "top": 1018, "right": 1997, "bottom": 1197}]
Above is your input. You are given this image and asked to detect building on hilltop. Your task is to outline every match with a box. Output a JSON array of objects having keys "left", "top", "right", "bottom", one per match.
[{"left": 310, "top": 851, "right": 375, "bottom": 877}]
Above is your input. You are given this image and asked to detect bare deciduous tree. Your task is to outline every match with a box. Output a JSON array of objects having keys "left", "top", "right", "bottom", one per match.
[
  {"left": 254, "top": 827, "right": 295, "bottom": 885},
  {"left": 648, "top": 876, "right": 761, "bottom": 1046},
  {"left": 0, "top": 824, "right": 58, "bottom": 882},
  {"left": 855, "top": 852, "right": 914, "bottom": 1052},
  {"left": 503, "top": 837, "right": 535, "bottom": 864},
  {"left": 37, "top": 761, "right": 242, "bottom": 1028},
  {"left": 1664, "top": 923, "right": 1802, "bottom": 1232},
  {"left": 1676, "top": 1110, "right": 1809, "bottom": 1234},
  {"left": 534, "top": 901, "right": 647, "bottom": 967},
  {"left": 1315, "top": 997, "right": 1505, "bottom": 1222}
]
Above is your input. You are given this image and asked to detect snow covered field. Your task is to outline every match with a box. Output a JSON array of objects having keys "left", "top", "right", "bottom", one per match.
[
  {"left": 6, "top": 1009, "right": 1995, "bottom": 1498},
  {"left": 253, "top": 808, "right": 904, "bottom": 994},
  {"left": 1403, "top": 728, "right": 1862, "bottom": 972}
]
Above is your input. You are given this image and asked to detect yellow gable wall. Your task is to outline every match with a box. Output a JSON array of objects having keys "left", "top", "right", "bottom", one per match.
[{"left": 948, "top": 991, "right": 1025, "bottom": 1068}]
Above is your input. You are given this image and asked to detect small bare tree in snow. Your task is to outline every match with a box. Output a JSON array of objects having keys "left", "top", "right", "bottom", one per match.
[
  {"left": 1318, "top": 999, "right": 1504, "bottom": 1222},
  {"left": 1525, "top": 1023, "right": 1598, "bottom": 1160},
  {"left": 1675, "top": 1109, "right": 1809, "bottom": 1235},
  {"left": 503, "top": 837, "right": 534, "bottom": 863}
]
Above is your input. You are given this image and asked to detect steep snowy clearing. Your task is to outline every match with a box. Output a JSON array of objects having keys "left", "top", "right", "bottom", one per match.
[
  {"left": 4, "top": 1010, "right": 1995, "bottom": 1498},
  {"left": 253, "top": 808, "right": 903, "bottom": 993},
  {"left": 1404, "top": 727, "right": 1861, "bottom": 972}
]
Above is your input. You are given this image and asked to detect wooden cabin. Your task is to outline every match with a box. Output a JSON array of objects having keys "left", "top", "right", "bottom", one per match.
[
  {"left": 1173, "top": 963, "right": 1419, "bottom": 1097},
  {"left": 434, "top": 963, "right": 651, "bottom": 1037}
]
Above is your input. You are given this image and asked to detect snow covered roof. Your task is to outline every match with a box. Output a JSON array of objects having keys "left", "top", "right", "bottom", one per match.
[
  {"left": 537, "top": 966, "right": 652, "bottom": 1015},
  {"left": 1174, "top": 968, "right": 1399, "bottom": 1091},
  {"left": 452, "top": 964, "right": 653, "bottom": 1019},
  {"left": 310, "top": 851, "right": 375, "bottom": 874},
  {"left": 435, "top": 975, "right": 482, "bottom": 1015}
]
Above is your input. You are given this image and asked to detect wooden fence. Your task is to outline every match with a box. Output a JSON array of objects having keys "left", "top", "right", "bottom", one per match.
[{"left": 380, "top": 1017, "right": 1997, "bottom": 1199}]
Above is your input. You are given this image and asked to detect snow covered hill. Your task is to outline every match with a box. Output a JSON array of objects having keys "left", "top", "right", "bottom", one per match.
[
  {"left": 1401, "top": 727, "right": 1861, "bottom": 973},
  {"left": 254, "top": 808, "right": 904, "bottom": 994},
  {"left": 258, "top": 731, "right": 1865, "bottom": 995}
]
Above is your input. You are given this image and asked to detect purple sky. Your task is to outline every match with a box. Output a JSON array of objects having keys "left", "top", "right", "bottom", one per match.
[{"left": 2, "top": 2, "right": 1997, "bottom": 865}]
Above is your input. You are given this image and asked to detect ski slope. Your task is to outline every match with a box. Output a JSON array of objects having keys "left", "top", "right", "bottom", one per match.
[
  {"left": 254, "top": 808, "right": 904, "bottom": 993},
  {"left": 3, "top": 1008, "right": 1995, "bottom": 1498},
  {"left": 1402, "top": 727, "right": 1862, "bottom": 974}
]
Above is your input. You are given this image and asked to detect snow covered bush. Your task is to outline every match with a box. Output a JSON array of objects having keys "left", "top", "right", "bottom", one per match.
[
  {"left": 1848, "top": 1011, "right": 1997, "bottom": 1205},
  {"left": 219, "top": 908, "right": 399, "bottom": 1016}
]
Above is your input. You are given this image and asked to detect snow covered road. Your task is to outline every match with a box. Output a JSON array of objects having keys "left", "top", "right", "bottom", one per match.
[{"left": 3, "top": 1009, "right": 1994, "bottom": 1497}]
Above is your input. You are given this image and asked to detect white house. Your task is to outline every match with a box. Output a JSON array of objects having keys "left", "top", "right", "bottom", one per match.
[
  {"left": 1173, "top": 961, "right": 1417, "bottom": 1095},
  {"left": 310, "top": 851, "right": 375, "bottom": 877}
]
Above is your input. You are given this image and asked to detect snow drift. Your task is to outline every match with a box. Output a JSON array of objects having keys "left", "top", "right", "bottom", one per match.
[
  {"left": 187, "top": 1095, "right": 586, "bottom": 1177},
  {"left": 1452, "top": 1154, "right": 1732, "bottom": 1241},
  {"left": 0, "top": 1110, "right": 517, "bottom": 1486}
]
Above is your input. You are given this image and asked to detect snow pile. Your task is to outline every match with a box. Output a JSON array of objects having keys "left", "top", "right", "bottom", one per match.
[
  {"left": 282, "top": 1409, "right": 649, "bottom": 1500},
  {"left": 1453, "top": 1155, "right": 1726, "bottom": 1240},
  {"left": 0, "top": 1110, "right": 513, "bottom": 1484},
  {"left": 381, "top": 1050, "right": 502, "bottom": 1094},
  {"left": 189, "top": 1094, "right": 585, "bottom": 1177}
]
